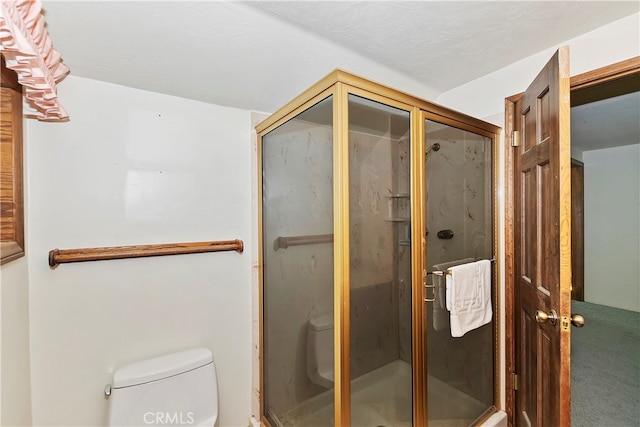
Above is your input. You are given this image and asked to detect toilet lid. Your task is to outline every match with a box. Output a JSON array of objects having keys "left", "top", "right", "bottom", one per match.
[
  {"left": 309, "top": 313, "right": 333, "bottom": 331},
  {"left": 112, "top": 348, "right": 213, "bottom": 388}
]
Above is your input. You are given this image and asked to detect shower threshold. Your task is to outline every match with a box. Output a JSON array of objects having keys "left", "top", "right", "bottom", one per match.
[
  {"left": 273, "top": 360, "right": 410, "bottom": 427},
  {"left": 272, "top": 359, "right": 486, "bottom": 427}
]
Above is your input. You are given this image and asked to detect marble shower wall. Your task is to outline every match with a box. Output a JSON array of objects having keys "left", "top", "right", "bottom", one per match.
[
  {"left": 349, "top": 131, "right": 395, "bottom": 289},
  {"left": 263, "top": 117, "right": 335, "bottom": 415},
  {"left": 348, "top": 131, "right": 411, "bottom": 376},
  {"left": 425, "top": 128, "right": 492, "bottom": 265},
  {"left": 425, "top": 123, "right": 494, "bottom": 409},
  {"left": 263, "top": 113, "right": 411, "bottom": 414}
]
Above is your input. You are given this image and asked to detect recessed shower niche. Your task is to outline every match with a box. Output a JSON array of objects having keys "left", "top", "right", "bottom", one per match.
[{"left": 257, "top": 70, "right": 500, "bottom": 426}]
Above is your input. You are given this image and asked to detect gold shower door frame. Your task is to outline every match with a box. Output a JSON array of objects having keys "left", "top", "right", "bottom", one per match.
[{"left": 256, "top": 69, "right": 501, "bottom": 427}]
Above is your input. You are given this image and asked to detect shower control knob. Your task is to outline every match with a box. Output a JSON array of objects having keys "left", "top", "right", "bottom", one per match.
[{"left": 436, "top": 229, "right": 454, "bottom": 239}]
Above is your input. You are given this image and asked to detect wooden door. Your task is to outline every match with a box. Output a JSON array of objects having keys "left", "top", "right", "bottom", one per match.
[{"left": 514, "top": 47, "right": 572, "bottom": 426}]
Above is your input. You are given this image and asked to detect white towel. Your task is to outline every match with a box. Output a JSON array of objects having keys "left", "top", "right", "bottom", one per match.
[
  {"left": 445, "top": 259, "right": 492, "bottom": 337},
  {"left": 431, "top": 258, "right": 475, "bottom": 331}
]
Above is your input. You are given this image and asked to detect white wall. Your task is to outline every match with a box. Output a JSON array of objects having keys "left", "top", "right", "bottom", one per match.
[
  {"left": 583, "top": 144, "right": 639, "bottom": 312},
  {"left": 571, "top": 146, "right": 584, "bottom": 163},
  {"left": 26, "top": 76, "right": 253, "bottom": 426},
  {"left": 0, "top": 111, "right": 33, "bottom": 426},
  {"left": 1, "top": 257, "right": 33, "bottom": 426}
]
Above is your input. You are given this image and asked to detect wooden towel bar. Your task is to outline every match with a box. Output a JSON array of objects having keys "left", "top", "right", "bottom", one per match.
[{"left": 48, "top": 239, "right": 243, "bottom": 268}]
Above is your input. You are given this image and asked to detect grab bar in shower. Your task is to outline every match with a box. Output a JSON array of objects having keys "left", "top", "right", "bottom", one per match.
[{"left": 273, "top": 233, "right": 333, "bottom": 251}]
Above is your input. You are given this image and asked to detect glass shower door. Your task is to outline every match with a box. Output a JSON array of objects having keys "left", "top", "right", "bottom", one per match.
[
  {"left": 348, "top": 94, "right": 413, "bottom": 426},
  {"left": 424, "top": 119, "right": 495, "bottom": 426},
  {"left": 262, "top": 96, "right": 335, "bottom": 427}
]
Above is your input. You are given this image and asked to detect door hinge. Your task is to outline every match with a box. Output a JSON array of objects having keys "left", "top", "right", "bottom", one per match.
[
  {"left": 511, "top": 131, "right": 520, "bottom": 147},
  {"left": 512, "top": 373, "right": 519, "bottom": 390}
]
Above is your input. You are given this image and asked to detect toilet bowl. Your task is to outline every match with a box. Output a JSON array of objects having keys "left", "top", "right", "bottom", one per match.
[
  {"left": 306, "top": 313, "right": 334, "bottom": 388},
  {"left": 106, "top": 348, "right": 218, "bottom": 426}
]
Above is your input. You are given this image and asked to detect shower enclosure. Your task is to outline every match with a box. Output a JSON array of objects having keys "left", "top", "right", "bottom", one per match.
[{"left": 257, "top": 71, "right": 499, "bottom": 426}]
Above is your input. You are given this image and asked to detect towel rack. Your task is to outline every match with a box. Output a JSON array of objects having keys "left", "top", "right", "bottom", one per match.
[
  {"left": 48, "top": 239, "right": 244, "bottom": 268},
  {"left": 427, "top": 270, "right": 451, "bottom": 277},
  {"left": 426, "top": 258, "right": 496, "bottom": 277},
  {"left": 424, "top": 258, "right": 496, "bottom": 304}
]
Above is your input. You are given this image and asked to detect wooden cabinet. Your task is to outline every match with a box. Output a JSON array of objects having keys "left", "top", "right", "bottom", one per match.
[{"left": 1, "top": 55, "right": 25, "bottom": 264}]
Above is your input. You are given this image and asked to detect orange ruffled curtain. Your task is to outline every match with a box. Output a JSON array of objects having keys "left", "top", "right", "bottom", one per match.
[{"left": 0, "top": 0, "right": 69, "bottom": 121}]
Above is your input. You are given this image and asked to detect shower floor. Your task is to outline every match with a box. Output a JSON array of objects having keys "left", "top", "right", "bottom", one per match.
[{"left": 273, "top": 360, "right": 487, "bottom": 427}]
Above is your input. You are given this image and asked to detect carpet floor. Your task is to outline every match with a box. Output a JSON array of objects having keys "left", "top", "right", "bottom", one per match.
[{"left": 571, "top": 300, "right": 640, "bottom": 427}]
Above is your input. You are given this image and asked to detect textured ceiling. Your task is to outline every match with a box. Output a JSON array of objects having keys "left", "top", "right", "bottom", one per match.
[
  {"left": 41, "top": 1, "right": 639, "bottom": 114},
  {"left": 247, "top": 1, "right": 638, "bottom": 94}
]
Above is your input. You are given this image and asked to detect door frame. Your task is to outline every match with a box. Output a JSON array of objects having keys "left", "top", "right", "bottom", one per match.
[
  {"left": 504, "top": 56, "right": 640, "bottom": 426},
  {"left": 570, "top": 159, "right": 584, "bottom": 302}
]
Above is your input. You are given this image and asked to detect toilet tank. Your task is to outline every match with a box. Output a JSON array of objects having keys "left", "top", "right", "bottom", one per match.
[
  {"left": 308, "top": 313, "right": 334, "bottom": 361},
  {"left": 107, "top": 348, "right": 218, "bottom": 427},
  {"left": 306, "top": 313, "right": 335, "bottom": 388}
]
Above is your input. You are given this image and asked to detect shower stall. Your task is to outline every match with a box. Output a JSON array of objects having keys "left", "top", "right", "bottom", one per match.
[{"left": 257, "top": 71, "right": 499, "bottom": 426}]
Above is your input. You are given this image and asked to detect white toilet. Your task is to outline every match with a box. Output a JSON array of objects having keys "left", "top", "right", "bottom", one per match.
[
  {"left": 106, "top": 348, "right": 218, "bottom": 426},
  {"left": 306, "top": 313, "right": 334, "bottom": 388}
]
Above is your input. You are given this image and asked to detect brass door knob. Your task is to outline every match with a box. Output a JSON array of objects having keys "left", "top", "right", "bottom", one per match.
[
  {"left": 571, "top": 313, "right": 585, "bottom": 328},
  {"left": 536, "top": 309, "right": 558, "bottom": 326}
]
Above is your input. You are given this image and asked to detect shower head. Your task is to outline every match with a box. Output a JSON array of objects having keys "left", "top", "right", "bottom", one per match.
[{"left": 425, "top": 143, "right": 441, "bottom": 157}]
